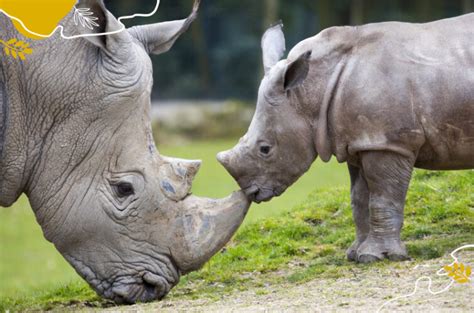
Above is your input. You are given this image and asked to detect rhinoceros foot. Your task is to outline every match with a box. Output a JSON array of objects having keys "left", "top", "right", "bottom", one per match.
[
  {"left": 346, "top": 238, "right": 364, "bottom": 262},
  {"left": 355, "top": 235, "right": 409, "bottom": 263}
]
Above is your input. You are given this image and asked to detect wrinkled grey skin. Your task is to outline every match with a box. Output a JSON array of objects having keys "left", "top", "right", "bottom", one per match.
[
  {"left": 218, "top": 15, "right": 474, "bottom": 263},
  {"left": 0, "top": 0, "right": 250, "bottom": 304}
]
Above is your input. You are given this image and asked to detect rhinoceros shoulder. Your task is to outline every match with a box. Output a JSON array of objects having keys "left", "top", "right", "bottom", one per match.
[{"left": 287, "top": 25, "right": 384, "bottom": 65}]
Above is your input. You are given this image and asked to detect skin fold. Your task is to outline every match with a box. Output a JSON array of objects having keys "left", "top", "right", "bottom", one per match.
[
  {"left": 218, "top": 15, "right": 474, "bottom": 263},
  {"left": 0, "top": 0, "right": 250, "bottom": 304}
]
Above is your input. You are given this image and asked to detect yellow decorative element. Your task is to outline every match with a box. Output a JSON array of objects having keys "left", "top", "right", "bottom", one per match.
[
  {"left": 443, "top": 262, "right": 472, "bottom": 284},
  {"left": 0, "top": 38, "right": 33, "bottom": 60},
  {"left": 0, "top": 0, "right": 76, "bottom": 40}
]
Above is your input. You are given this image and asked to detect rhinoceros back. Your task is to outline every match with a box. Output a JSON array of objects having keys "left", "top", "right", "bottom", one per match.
[{"left": 321, "top": 14, "right": 474, "bottom": 170}]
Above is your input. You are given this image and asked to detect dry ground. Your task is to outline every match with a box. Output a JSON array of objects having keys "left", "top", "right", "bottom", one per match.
[{"left": 107, "top": 251, "right": 473, "bottom": 312}]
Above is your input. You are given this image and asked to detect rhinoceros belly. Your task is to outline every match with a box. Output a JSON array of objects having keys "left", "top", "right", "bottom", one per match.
[{"left": 415, "top": 110, "right": 474, "bottom": 170}]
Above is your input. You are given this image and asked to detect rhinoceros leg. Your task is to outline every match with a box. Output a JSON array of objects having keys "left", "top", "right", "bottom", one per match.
[
  {"left": 356, "top": 151, "right": 414, "bottom": 263},
  {"left": 346, "top": 164, "right": 370, "bottom": 262}
]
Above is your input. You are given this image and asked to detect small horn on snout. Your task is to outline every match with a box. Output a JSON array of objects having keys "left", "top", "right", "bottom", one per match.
[
  {"left": 162, "top": 156, "right": 201, "bottom": 181},
  {"left": 185, "top": 159, "right": 201, "bottom": 179},
  {"left": 217, "top": 149, "right": 241, "bottom": 180},
  {"left": 216, "top": 151, "right": 230, "bottom": 168},
  {"left": 159, "top": 157, "right": 202, "bottom": 201}
]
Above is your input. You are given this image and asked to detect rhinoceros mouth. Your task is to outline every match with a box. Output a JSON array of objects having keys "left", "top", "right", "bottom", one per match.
[
  {"left": 64, "top": 253, "right": 179, "bottom": 304},
  {"left": 109, "top": 272, "right": 172, "bottom": 304},
  {"left": 243, "top": 184, "right": 286, "bottom": 203}
]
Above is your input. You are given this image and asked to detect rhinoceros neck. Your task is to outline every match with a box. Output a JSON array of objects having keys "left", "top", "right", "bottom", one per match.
[
  {"left": 0, "top": 14, "right": 101, "bottom": 207},
  {"left": 289, "top": 27, "right": 356, "bottom": 162},
  {"left": 312, "top": 59, "right": 347, "bottom": 162}
]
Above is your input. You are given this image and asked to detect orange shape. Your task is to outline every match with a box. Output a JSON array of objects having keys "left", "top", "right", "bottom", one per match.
[
  {"left": 1, "top": 38, "right": 33, "bottom": 60},
  {"left": 444, "top": 262, "right": 472, "bottom": 284},
  {"left": 0, "top": 0, "right": 77, "bottom": 40}
]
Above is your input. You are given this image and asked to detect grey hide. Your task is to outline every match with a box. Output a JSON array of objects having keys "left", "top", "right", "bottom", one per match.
[
  {"left": 0, "top": 0, "right": 250, "bottom": 304},
  {"left": 218, "top": 15, "right": 474, "bottom": 264}
]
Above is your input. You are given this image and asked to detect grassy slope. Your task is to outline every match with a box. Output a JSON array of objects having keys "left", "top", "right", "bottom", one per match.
[
  {"left": 0, "top": 139, "right": 347, "bottom": 309},
  {"left": 170, "top": 170, "right": 473, "bottom": 300}
]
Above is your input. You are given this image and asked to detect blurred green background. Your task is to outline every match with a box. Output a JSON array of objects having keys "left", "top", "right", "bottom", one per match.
[
  {"left": 105, "top": 0, "right": 474, "bottom": 100},
  {"left": 1, "top": 0, "right": 473, "bottom": 303}
]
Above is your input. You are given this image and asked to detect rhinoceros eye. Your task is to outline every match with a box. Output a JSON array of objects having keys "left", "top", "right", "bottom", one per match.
[
  {"left": 114, "top": 182, "right": 135, "bottom": 198},
  {"left": 259, "top": 145, "right": 271, "bottom": 155}
]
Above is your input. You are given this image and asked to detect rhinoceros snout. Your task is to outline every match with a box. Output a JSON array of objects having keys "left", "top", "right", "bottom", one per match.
[
  {"left": 251, "top": 186, "right": 275, "bottom": 203},
  {"left": 110, "top": 274, "right": 169, "bottom": 304}
]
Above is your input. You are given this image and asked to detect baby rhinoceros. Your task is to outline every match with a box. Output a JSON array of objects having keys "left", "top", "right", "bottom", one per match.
[{"left": 218, "top": 14, "right": 474, "bottom": 263}]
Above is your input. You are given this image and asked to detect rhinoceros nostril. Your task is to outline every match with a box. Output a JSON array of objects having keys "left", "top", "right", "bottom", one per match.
[
  {"left": 111, "top": 284, "right": 133, "bottom": 304},
  {"left": 142, "top": 280, "right": 157, "bottom": 298},
  {"left": 254, "top": 188, "right": 275, "bottom": 203},
  {"left": 143, "top": 272, "right": 169, "bottom": 299},
  {"left": 243, "top": 185, "right": 259, "bottom": 197}
]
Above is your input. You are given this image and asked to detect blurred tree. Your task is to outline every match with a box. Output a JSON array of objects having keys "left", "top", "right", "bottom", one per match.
[
  {"left": 190, "top": 15, "right": 211, "bottom": 96},
  {"left": 463, "top": 0, "right": 473, "bottom": 12},
  {"left": 351, "top": 0, "right": 365, "bottom": 24},
  {"left": 103, "top": 0, "right": 469, "bottom": 101},
  {"left": 263, "top": 0, "right": 279, "bottom": 28},
  {"left": 416, "top": 0, "right": 444, "bottom": 21},
  {"left": 317, "top": 0, "right": 336, "bottom": 29}
]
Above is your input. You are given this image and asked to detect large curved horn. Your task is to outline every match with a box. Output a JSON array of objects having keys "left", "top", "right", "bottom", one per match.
[{"left": 171, "top": 191, "right": 250, "bottom": 273}]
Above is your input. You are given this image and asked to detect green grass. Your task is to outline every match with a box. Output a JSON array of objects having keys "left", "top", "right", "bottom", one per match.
[
  {"left": 0, "top": 195, "right": 81, "bottom": 300},
  {"left": 169, "top": 169, "right": 473, "bottom": 300},
  {"left": 1, "top": 139, "right": 472, "bottom": 311}
]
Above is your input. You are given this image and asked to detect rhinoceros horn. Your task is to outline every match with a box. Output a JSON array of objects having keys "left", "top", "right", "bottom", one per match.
[
  {"left": 155, "top": 155, "right": 250, "bottom": 273},
  {"left": 173, "top": 191, "right": 250, "bottom": 273}
]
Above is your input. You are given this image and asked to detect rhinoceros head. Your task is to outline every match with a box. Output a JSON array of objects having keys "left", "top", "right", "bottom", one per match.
[
  {"left": 217, "top": 24, "right": 316, "bottom": 203},
  {"left": 4, "top": 0, "right": 250, "bottom": 304}
]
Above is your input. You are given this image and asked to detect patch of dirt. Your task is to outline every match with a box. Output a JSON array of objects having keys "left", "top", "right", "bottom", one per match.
[{"left": 109, "top": 251, "right": 474, "bottom": 312}]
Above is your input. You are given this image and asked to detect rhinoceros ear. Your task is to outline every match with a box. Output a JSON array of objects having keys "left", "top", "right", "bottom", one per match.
[
  {"left": 262, "top": 22, "right": 286, "bottom": 74},
  {"left": 283, "top": 51, "right": 312, "bottom": 91},
  {"left": 128, "top": 0, "right": 200, "bottom": 55},
  {"left": 74, "top": 0, "right": 131, "bottom": 51}
]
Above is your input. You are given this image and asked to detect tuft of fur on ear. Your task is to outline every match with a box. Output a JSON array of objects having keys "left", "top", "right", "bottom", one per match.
[{"left": 284, "top": 51, "right": 312, "bottom": 91}]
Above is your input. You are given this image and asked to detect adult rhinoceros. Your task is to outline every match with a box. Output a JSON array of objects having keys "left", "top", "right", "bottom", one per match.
[
  {"left": 218, "top": 15, "right": 474, "bottom": 263},
  {"left": 0, "top": 0, "right": 249, "bottom": 304}
]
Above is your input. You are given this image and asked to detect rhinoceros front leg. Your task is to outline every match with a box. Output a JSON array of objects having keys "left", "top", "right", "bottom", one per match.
[
  {"left": 356, "top": 151, "right": 414, "bottom": 263},
  {"left": 346, "top": 164, "right": 370, "bottom": 262}
]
